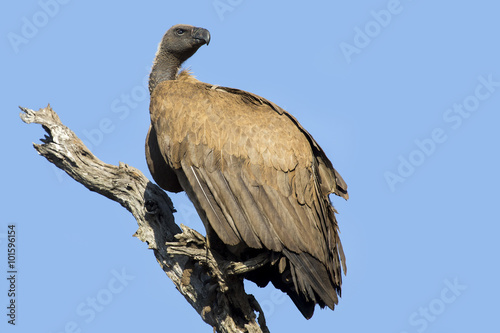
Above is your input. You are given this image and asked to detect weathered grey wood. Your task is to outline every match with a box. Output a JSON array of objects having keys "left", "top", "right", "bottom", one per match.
[{"left": 19, "top": 104, "right": 270, "bottom": 333}]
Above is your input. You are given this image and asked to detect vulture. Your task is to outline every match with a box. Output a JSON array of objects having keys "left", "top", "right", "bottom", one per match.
[{"left": 146, "top": 24, "right": 348, "bottom": 319}]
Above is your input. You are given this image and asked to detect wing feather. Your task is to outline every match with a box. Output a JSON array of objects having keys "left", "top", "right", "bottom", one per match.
[
  {"left": 179, "top": 161, "right": 241, "bottom": 245},
  {"left": 196, "top": 166, "right": 262, "bottom": 249}
]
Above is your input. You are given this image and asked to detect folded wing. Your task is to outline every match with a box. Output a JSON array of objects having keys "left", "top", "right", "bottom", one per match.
[{"left": 147, "top": 77, "right": 347, "bottom": 318}]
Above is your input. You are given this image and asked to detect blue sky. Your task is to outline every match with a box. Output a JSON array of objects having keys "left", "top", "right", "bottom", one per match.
[{"left": 1, "top": 1, "right": 499, "bottom": 332}]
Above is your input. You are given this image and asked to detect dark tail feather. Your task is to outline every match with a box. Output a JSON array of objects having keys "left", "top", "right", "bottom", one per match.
[
  {"left": 245, "top": 250, "right": 340, "bottom": 319},
  {"left": 283, "top": 250, "right": 340, "bottom": 310}
]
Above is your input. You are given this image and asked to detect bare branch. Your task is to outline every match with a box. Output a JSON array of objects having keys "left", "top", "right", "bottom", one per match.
[{"left": 19, "top": 105, "right": 270, "bottom": 333}]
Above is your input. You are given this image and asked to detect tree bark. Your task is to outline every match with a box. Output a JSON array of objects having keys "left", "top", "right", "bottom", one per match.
[{"left": 19, "top": 104, "right": 270, "bottom": 333}]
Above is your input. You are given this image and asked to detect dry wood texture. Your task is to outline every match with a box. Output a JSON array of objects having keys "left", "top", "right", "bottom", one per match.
[{"left": 19, "top": 104, "right": 270, "bottom": 333}]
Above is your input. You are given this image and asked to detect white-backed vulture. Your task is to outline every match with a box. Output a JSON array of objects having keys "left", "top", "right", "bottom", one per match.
[{"left": 146, "top": 24, "right": 348, "bottom": 319}]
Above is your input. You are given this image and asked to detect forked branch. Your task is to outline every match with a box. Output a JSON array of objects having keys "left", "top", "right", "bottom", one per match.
[{"left": 19, "top": 105, "right": 269, "bottom": 333}]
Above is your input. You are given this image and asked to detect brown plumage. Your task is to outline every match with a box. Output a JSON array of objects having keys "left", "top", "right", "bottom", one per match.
[{"left": 146, "top": 24, "right": 348, "bottom": 319}]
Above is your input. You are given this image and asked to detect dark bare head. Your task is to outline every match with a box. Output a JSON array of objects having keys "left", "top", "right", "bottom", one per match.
[{"left": 149, "top": 24, "right": 210, "bottom": 93}]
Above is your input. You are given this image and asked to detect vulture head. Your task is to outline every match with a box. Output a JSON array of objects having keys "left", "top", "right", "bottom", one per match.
[
  {"left": 150, "top": 24, "right": 210, "bottom": 92},
  {"left": 158, "top": 24, "right": 211, "bottom": 61}
]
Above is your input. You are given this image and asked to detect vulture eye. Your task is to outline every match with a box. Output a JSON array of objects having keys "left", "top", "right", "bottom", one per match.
[{"left": 176, "top": 28, "right": 186, "bottom": 35}]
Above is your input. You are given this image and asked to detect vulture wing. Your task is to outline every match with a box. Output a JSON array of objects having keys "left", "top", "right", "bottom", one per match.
[{"left": 147, "top": 73, "right": 348, "bottom": 318}]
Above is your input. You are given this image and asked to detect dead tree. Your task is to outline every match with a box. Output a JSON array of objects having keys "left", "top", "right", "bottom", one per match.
[{"left": 19, "top": 104, "right": 270, "bottom": 333}]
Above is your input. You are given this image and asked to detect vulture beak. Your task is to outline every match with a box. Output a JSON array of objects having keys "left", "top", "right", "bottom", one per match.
[{"left": 192, "top": 27, "right": 211, "bottom": 46}]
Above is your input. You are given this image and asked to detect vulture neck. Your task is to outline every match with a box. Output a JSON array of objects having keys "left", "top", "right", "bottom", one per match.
[{"left": 149, "top": 52, "right": 183, "bottom": 93}]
